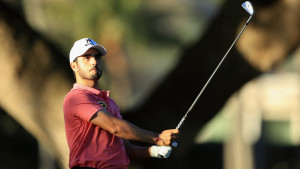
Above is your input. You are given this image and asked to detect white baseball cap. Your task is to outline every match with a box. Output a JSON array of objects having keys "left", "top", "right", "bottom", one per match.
[{"left": 69, "top": 38, "right": 107, "bottom": 63}]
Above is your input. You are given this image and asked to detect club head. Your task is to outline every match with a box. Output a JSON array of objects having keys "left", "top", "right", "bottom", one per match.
[{"left": 242, "top": 1, "right": 254, "bottom": 15}]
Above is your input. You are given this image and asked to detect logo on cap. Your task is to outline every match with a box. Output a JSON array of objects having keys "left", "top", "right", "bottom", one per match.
[{"left": 85, "top": 38, "right": 96, "bottom": 46}]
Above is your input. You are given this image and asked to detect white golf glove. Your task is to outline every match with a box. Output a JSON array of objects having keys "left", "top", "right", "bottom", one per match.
[{"left": 150, "top": 146, "right": 172, "bottom": 158}]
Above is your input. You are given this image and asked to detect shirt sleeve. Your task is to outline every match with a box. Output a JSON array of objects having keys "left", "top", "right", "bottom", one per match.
[{"left": 65, "top": 90, "right": 103, "bottom": 122}]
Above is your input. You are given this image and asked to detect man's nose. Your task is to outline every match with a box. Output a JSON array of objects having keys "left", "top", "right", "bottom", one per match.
[{"left": 90, "top": 56, "right": 97, "bottom": 65}]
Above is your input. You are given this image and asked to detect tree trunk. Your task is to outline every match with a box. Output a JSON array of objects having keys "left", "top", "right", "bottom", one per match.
[{"left": 0, "top": 1, "right": 72, "bottom": 168}]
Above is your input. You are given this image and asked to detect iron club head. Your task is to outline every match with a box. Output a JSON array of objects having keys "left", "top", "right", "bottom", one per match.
[{"left": 242, "top": 1, "right": 255, "bottom": 15}]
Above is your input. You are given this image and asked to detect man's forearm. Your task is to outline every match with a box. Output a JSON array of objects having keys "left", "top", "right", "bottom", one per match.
[
  {"left": 91, "top": 109, "right": 178, "bottom": 145},
  {"left": 91, "top": 109, "right": 159, "bottom": 143},
  {"left": 123, "top": 140, "right": 151, "bottom": 160},
  {"left": 113, "top": 119, "right": 159, "bottom": 143}
]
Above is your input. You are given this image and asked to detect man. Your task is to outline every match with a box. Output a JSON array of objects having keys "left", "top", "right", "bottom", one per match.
[{"left": 63, "top": 38, "right": 179, "bottom": 169}]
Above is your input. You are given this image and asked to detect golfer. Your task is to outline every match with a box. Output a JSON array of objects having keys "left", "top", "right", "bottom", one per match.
[{"left": 63, "top": 38, "right": 179, "bottom": 169}]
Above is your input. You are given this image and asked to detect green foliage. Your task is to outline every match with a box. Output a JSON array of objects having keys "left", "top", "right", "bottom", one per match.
[{"left": 18, "top": 0, "right": 222, "bottom": 108}]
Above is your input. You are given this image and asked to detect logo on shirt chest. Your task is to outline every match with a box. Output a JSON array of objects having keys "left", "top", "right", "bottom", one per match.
[{"left": 97, "top": 100, "right": 108, "bottom": 109}]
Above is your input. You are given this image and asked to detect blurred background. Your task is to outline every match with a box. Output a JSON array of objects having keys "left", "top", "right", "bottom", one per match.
[{"left": 0, "top": 0, "right": 299, "bottom": 169}]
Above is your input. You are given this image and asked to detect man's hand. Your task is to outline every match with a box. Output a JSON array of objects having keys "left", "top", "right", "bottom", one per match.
[
  {"left": 156, "top": 129, "right": 179, "bottom": 146},
  {"left": 150, "top": 146, "right": 172, "bottom": 158}
]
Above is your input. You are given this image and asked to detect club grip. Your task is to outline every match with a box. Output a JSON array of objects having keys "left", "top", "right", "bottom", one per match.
[{"left": 172, "top": 142, "right": 178, "bottom": 147}]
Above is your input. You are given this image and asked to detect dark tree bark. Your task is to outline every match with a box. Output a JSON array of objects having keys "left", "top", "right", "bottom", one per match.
[{"left": 0, "top": 1, "right": 73, "bottom": 168}]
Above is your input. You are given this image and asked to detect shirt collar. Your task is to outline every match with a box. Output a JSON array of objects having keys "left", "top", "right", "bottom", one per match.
[{"left": 73, "top": 83, "right": 110, "bottom": 97}]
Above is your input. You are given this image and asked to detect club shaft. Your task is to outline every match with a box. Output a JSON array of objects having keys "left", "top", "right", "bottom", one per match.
[{"left": 175, "top": 15, "right": 253, "bottom": 130}]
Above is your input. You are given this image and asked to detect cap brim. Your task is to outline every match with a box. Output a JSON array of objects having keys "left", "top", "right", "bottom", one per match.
[{"left": 90, "top": 45, "right": 107, "bottom": 56}]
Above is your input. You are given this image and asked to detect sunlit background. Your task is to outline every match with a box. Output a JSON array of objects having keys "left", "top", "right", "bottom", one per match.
[{"left": 18, "top": 0, "right": 224, "bottom": 109}]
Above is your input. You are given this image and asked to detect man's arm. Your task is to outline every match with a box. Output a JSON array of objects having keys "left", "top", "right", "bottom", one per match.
[
  {"left": 123, "top": 140, "right": 173, "bottom": 160},
  {"left": 123, "top": 140, "right": 150, "bottom": 160},
  {"left": 90, "top": 109, "right": 179, "bottom": 146}
]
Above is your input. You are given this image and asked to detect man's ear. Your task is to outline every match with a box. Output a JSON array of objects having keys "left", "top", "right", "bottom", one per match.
[{"left": 70, "top": 62, "right": 77, "bottom": 72}]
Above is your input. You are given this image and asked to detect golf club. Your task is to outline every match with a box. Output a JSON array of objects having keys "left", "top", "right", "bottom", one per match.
[{"left": 172, "top": 1, "right": 254, "bottom": 147}]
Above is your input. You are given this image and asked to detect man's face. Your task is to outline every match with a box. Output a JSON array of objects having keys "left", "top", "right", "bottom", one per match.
[{"left": 73, "top": 48, "right": 103, "bottom": 80}]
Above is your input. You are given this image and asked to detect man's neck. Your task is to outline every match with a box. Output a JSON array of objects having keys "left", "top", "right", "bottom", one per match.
[{"left": 76, "top": 79, "right": 99, "bottom": 89}]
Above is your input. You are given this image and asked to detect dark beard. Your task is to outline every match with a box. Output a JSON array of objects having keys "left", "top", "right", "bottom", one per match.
[
  {"left": 77, "top": 67, "right": 102, "bottom": 80},
  {"left": 91, "top": 70, "right": 102, "bottom": 79}
]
